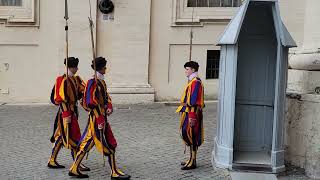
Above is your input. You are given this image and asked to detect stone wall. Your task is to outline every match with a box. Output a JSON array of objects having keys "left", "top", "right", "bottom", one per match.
[{"left": 285, "top": 94, "right": 320, "bottom": 179}]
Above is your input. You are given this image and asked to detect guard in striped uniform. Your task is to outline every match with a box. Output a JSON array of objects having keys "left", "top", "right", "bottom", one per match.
[
  {"left": 69, "top": 57, "right": 131, "bottom": 179},
  {"left": 47, "top": 57, "right": 90, "bottom": 172},
  {"left": 176, "top": 61, "right": 205, "bottom": 170}
]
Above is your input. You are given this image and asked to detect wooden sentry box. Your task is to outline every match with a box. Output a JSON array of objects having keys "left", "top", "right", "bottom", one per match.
[{"left": 213, "top": 0, "right": 296, "bottom": 173}]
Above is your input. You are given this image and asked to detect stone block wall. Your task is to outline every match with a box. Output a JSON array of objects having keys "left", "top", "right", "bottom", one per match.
[{"left": 285, "top": 94, "right": 320, "bottom": 179}]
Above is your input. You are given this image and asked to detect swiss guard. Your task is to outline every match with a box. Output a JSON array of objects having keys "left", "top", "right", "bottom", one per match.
[
  {"left": 176, "top": 61, "right": 205, "bottom": 170},
  {"left": 47, "top": 57, "right": 90, "bottom": 172},
  {"left": 68, "top": 57, "right": 131, "bottom": 179}
]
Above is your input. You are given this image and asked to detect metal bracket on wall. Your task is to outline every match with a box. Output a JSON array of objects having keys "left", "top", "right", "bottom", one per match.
[
  {"left": 0, "top": 63, "right": 9, "bottom": 72},
  {"left": 4, "top": 63, "right": 9, "bottom": 71},
  {"left": 0, "top": 88, "right": 9, "bottom": 94}
]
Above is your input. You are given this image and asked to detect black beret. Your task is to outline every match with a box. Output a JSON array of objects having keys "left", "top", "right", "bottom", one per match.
[
  {"left": 91, "top": 57, "right": 107, "bottom": 71},
  {"left": 64, "top": 57, "right": 79, "bottom": 68},
  {"left": 184, "top": 61, "right": 199, "bottom": 72}
]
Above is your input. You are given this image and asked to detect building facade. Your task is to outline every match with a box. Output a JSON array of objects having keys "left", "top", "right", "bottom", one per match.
[
  {"left": 0, "top": 0, "right": 309, "bottom": 104},
  {"left": 1, "top": 0, "right": 320, "bottom": 178}
]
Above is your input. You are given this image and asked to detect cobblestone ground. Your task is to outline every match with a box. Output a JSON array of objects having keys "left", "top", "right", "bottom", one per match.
[{"left": 0, "top": 102, "right": 311, "bottom": 180}]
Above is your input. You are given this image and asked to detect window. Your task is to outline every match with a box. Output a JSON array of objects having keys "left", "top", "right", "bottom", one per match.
[
  {"left": 0, "top": 0, "right": 22, "bottom": 6},
  {"left": 206, "top": 50, "right": 220, "bottom": 79},
  {"left": 172, "top": 0, "right": 241, "bottom": 25},
  {"left": 0, "top": 0, "right": 38, "bottom": 24},
  {"left": 187, "top": 0, "right": 241, "bottom": 7}
]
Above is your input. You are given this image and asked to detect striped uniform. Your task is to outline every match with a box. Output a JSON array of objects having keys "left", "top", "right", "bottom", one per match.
[
  {"left": 48, "top": 74, "right": 85, "bottom": 166},
  {"left": 69, "top": 78, "right": 127, "bottom": 178},
  {"left": 78, "top": 78, "right": 116, "bottom": 154},
  {"left": 176, "top": 77, "right": 205, "bottom": 148}
]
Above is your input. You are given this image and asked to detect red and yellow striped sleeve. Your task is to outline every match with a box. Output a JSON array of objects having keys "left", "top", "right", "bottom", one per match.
[
  {"left": 106, "top": 92, "right": 113, "bottom": 110},
  {"left": 54, "top": 76, "right": 71, "bottom": 117}
]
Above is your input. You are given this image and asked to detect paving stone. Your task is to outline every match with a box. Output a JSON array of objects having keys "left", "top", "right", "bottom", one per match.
[{"left": 0, "top": 102, "right": 310, "bottom": 179}]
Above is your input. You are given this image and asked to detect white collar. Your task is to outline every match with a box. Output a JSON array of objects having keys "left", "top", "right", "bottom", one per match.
[
  {"left": 188, "top": 72, "right": 198, "bottom": 81},
  {"left": 96, "top": 72, "right": 105, "bottom": 80},
  {"left": 66, "top": 69, "right": 75, "bottom": 77}
]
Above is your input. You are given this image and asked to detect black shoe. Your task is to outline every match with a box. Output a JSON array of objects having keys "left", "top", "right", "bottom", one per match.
[
  {"left": 68, "top": 171, "right": 89, "bottom": 178},
  {"left": 79, "top": 164, "right": 90, "bottom": 171},
  {"left": 181, "top": 161, "right": 187, "bottom": 166},
  {"left": 111, "top": 174, "right": 131, "bottom": 180},
  {"left": 47, "top": 162, "right": 65, "bottom": 169},
  {"left": 181, "top": 164, "right": 197, "bottom": 170}
]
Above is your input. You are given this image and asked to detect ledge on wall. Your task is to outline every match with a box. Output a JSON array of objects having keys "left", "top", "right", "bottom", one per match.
[
  {"left": 287, "top": 69, "right": 320, "bottom": 95},
  {"left": 108, "top": 85, "right": 155, "bottom": 104}
]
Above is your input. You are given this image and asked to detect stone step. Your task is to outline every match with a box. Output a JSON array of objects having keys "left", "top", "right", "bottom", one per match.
[{"left": 231, "top": 172, "right": 277, "bottom": 180}]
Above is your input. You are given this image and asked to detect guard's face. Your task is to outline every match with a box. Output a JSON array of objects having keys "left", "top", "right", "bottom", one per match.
[
  {"left": 185, "top": 67, "right": 194, "bottom": 77},
  {"left": 100, "top": 66, "right": 107, "bottom": 75},
  {"left": 69, "top": 67, "right": 78, "bottom": 75}
]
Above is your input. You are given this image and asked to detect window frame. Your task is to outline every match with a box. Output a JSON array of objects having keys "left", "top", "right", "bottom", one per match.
[
  {"left": 0, "top": 0, "right": 23, "bottom": 6},
  {"left": 0, "top": 0, "right": 36, "bottom": 24},
  {"left": 172, "top": 0, "right": 240, "bottom": 26},
  {"left": 187, "top": 0, "right": 242, "bottom": 8},
  {"left": 206, "top": 50, "right": 220, "bottom": 79}
]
